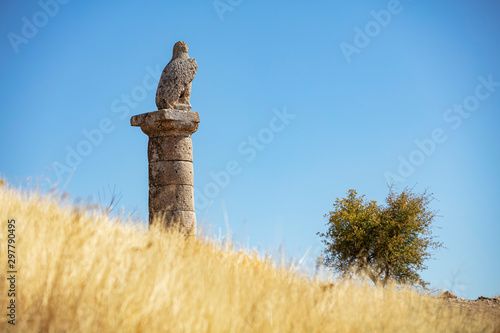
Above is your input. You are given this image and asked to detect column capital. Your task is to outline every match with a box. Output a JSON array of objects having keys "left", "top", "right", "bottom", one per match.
[{"left": 131, "top": 109, "right": 200, "bottom": 137}]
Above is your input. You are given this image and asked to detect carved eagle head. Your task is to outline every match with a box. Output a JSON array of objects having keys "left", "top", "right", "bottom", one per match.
[{"left": 173, "top": 41, "right": 189, "bottom": 59}]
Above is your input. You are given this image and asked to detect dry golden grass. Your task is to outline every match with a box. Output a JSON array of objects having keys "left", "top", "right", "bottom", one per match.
[{"left": 0, "top": 184, "right": 498, "bottom": 332}]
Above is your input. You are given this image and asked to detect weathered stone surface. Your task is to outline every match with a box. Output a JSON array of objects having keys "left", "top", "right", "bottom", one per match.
[
  {"left": 155, "top": 41, "right": 197, "bottom": 111},
  {"left": 150, "top": 210, "right": 196, "bottom": 235},
  {"left": 440, "top": 291, "right": 458, "bottom": 299},
  {"left": 148, "top": 135, "right": 193, "bottom": 162},
  {"left": 131, "top": 44, "right": 199, "bottom": 236},
  {"left": 149, "top": 185, "right": 194, "bottom": 212},
  {"left": 149, "top": 161, "right": 193, "bottom": 186},
  {"left": 131, "top": 109, "right": 199, "bottom": 137}
]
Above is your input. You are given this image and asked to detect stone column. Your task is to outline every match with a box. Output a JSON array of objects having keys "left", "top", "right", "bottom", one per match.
[{"left": 131, "top": 109, "right": 199, "bottom": 235}]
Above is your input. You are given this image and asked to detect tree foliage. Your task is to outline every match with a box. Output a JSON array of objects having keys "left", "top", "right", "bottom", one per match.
[{"left": 318, "top": 186, "right": 443, "bottom": 288}]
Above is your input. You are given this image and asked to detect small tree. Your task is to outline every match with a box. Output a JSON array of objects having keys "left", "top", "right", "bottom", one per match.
[{"left": 318, "top": 186, "right": 443, "bottom": 288}]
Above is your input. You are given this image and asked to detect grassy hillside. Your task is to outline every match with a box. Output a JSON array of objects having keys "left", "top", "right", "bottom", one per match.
[{"left": 0, "top": 184, "right": 497, "bottom": 332}]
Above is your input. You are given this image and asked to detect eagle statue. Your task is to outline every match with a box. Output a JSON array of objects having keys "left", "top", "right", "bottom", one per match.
[{"left": 155, "top": 41, "right": 198, "bottom": 111}]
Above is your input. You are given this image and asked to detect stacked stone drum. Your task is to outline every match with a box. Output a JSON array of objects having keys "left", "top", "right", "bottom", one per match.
[{"left": 131, "top": 109, "right": 199, "bottom": 235}]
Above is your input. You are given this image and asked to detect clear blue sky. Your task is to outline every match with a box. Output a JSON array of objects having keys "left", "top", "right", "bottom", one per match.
[{"left": 1, "top": 1, "right": 499, "bottom": 299}]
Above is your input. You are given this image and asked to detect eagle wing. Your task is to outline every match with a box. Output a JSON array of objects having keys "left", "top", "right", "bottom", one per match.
[{"left": 156, "top": 58, "right": 197, "bottom": 109}]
